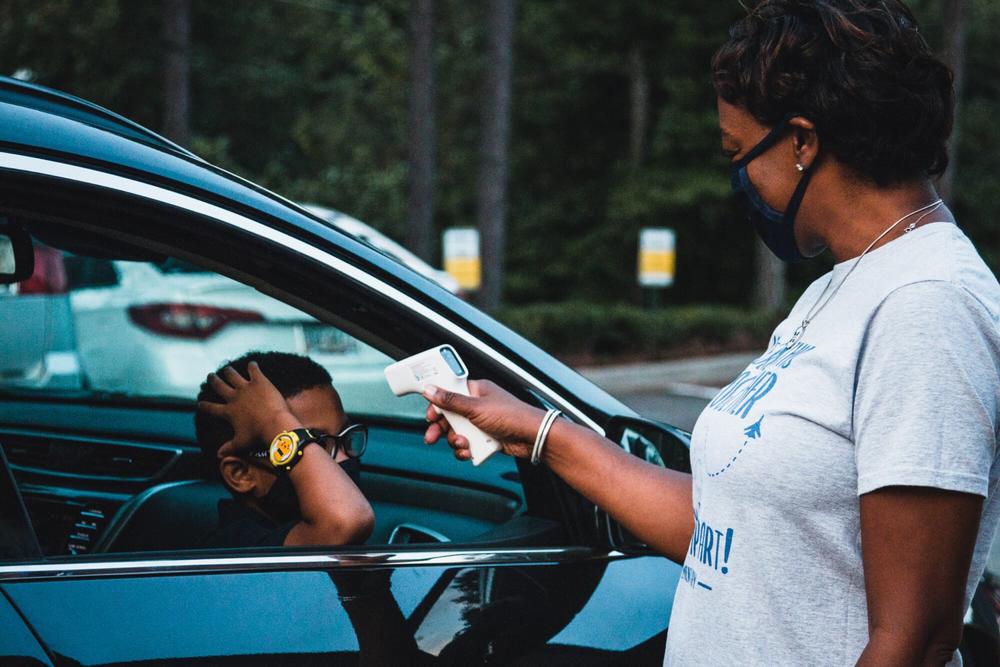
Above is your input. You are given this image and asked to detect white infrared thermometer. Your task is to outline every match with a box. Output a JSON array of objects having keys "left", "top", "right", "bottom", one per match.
[{"left": 385, "top": 345, "right": 501, "bottom": 465}]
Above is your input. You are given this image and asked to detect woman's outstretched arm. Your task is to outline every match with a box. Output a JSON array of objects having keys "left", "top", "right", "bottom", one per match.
[{"left": 423, "top": 380, "right": 694, "bottom": 563}]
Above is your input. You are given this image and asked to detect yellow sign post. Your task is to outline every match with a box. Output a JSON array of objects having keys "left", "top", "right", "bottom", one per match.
[
  {"left": 638, "top": 228, "right": 676, "bottom": 288},
  {"left": 443, "top": 228, "right": 481, "bottom": 291}
]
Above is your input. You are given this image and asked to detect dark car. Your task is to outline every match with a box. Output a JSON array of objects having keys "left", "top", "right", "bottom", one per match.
[
  {"left": 0, "top": 76, "right": 690, "bottom": 666},
  {"left": 0, "top": 76, "right": 995, "bottom": 667}
]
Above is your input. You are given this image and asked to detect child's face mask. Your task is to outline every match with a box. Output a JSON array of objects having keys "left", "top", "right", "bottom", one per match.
[{"left": 258, "top": 458, "right": 362, "bottom": 523}]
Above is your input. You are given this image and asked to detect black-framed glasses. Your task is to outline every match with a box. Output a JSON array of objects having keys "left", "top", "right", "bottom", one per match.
[
  {"left": 318, "top": 423, "right": 367, "bottom": 459},
  {"left": 245, "top": 424, "right": 367, "bottom": 464}
]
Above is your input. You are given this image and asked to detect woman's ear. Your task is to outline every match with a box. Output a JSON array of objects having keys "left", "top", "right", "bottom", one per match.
[
  {"left": 790, "top": 116, "right": 819, "bottom": 169},
  {"left": 219, "top": 456, "right": 258, "bottom": 495}
]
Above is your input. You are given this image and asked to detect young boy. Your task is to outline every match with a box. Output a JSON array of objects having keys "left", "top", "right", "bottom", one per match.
[{"left": 196, "top": 351, "right": 374, "bottom": 547}]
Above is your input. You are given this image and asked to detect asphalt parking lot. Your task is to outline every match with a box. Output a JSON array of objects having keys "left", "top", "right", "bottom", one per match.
[
  {"left": 577, "top": 353, "right": 754, "bottom": 432},
  {"left": 611, "top": 391, "right": 713, "bottom": 432}
]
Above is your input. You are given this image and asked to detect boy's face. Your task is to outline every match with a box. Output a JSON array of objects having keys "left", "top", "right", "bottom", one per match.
[
  {"left": 221, "top": 384, "right": 349, "bottom": 498},
  {"left": 286, "top": 386, "right": 350, "bottom": 462}
]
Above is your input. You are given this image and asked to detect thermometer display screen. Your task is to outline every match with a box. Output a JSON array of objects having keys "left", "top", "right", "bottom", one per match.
[{"left": 439, "top": 346, "right": 467, "bottom": 377}]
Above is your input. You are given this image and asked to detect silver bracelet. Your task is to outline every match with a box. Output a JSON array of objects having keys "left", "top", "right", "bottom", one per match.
[{"left": 531, "top": 409, "right": 561, "bottom": 465}]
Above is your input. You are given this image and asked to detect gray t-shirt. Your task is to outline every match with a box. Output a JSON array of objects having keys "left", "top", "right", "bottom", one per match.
[{"left": 664, "top": 223, "right": 1000, "bottom": 666}]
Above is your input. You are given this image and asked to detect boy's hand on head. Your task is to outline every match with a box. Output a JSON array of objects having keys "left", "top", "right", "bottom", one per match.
[{"left": 197, "top": 361, "right": 300, "bottom": 457}]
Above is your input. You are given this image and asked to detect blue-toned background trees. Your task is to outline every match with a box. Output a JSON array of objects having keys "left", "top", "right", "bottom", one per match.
[{"left": 1, "top": 0, "right": 994, "bottom": 314}]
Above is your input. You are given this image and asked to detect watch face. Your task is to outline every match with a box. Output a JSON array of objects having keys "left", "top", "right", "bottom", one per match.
[{"left": 269, "top": 431, "right": 300, "bottom": 468}]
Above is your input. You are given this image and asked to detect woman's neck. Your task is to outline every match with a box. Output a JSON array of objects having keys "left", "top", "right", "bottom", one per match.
[{"left": 803, "top": 176, "right": 953, "bottom": 263}]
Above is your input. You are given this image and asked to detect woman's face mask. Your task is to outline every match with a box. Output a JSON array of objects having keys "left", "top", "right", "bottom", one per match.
[{"left": 730, "top": 114, "right": 814, "bottom": 263}]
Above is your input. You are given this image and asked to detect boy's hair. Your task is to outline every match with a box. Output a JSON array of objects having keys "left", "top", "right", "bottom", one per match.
[{"left": 195, "top": 351, "right": 334, "bottom": 479}]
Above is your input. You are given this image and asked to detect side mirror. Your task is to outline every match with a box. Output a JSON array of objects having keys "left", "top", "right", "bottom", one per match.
[
  {"left": 598, "top": 415, "right": 691, "bottom": 554},
  {"left": 0, "top": 221, "right": 34, "bottom": 284},
  {"left": 606, "top": 415, "right": 691, "bottom": 474}
]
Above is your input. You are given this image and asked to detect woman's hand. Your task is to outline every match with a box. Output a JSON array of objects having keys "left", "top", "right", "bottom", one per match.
[
  {"left": 422, "top": 379, "right": 546, "bottom": 461},
  {"left": 197, "top": 361, "right": 299, "bottom": 457},
  {"left": 424, "top": 378, "right": 696, "bottom": 563}
]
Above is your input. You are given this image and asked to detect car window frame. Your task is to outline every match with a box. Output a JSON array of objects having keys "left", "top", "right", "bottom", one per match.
[
  {"left": 1, "top": 152, "right": 602, "bottom": 432},
  {"left": 0, "top": 152, "right": 625, "bottom": 577}
]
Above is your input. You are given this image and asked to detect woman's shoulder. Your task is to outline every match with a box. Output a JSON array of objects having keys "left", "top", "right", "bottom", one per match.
[
  {"left": 870, "top": 223, "right": 998, "bottom": 320},
  {"left": 866, "top": 279, "right": 999, "bottom": 366}
]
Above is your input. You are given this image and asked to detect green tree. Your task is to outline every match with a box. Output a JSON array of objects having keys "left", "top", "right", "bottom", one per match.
[{"left": 406, "top": 0, "right": 436, "bottom": 262}]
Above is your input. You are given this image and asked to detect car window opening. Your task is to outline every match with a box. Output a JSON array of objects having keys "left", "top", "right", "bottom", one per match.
[{"left": 0, "top": 222, "right": 564, "bottom": 564}]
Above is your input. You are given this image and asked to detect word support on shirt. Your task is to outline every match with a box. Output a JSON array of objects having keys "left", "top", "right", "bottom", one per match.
[{"left": 681, "top": 506, "right": 735, "bottom": 592}]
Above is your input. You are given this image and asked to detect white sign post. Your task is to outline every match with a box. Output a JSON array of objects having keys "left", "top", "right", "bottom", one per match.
[{"left": 443, "top": 227, "right": 481, "bottom": 291}]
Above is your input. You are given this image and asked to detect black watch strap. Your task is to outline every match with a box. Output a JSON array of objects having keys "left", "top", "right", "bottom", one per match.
[{"left": 249, "top": 428, "right": 322, "bottom": 474}]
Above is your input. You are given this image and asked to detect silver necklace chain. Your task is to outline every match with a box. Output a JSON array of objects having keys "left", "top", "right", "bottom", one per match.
[{"left": 784, "top": 198, "right": 944, "bottom": 349}]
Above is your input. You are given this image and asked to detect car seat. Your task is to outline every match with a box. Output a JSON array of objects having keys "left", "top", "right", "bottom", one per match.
[{"left": 95, "top": 479, "right": 230, "bottom": 553}]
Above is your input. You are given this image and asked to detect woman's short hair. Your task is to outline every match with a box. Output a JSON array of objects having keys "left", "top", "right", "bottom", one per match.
[{"left": 712, "top": 0, "right": 953, "bottom": 186}]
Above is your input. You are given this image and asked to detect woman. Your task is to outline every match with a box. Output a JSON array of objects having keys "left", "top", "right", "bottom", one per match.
[{"left": 422, "top": 1, "right": 1000, "bottom": 665}]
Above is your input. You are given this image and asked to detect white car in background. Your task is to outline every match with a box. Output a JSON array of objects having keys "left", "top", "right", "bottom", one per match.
[
  {"left": 302, "top": 204, "right": 461, "bottom": 295},
  {"left": 61, "top": 209, "right": 452, "bottom": 418},
  {"left": 66, "top": 257, "right": 428, "bottom": 417},
  {"left": 6, "top": 208, "right": 446, "bottom": 414}
]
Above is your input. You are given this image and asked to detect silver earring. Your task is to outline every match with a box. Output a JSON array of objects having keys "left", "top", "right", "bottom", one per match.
[{"left": 795, "top": 163, "right": 805, "bottom": 172}]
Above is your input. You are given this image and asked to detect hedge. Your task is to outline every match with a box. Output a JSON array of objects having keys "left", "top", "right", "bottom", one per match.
[{"left": 495, "top": 302, "right": 778, "bottom": 364}]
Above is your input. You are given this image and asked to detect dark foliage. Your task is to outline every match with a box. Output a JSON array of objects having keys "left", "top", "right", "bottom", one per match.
[{"left": 0, "top": 0, "right": 994, "bottom": 309}]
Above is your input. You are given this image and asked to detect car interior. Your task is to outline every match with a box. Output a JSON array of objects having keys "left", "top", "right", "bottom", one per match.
[{"left": 0, "top": 198, "right": 593, "bottom": 562}]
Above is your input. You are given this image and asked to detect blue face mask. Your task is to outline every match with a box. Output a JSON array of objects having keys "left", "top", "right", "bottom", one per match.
[{"left": 730, "top": 114, "right": 814, "bottom": 263}]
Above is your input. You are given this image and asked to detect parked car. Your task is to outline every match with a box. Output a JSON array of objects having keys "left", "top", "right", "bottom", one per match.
[
  {"left": 301, "top": 203, "right": 461, "bottom": 295},
  {"left": 64, "top": 255, "right": 422, "bottom": 417},
  {"left": 2, "top": 212, "right": 453, "bottom": 409},
  {"left": 55, "top": 200, "right": 458, "bottom": 408},
  {"left": 0, "top": 76, "right": 995, "bottom": 666},
  {"left": 1, "top": 207, "right": 455, "bottom": 410}
]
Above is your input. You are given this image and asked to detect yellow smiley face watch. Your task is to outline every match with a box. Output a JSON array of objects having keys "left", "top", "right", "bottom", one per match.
[{"left": 265, "top": 428, "right": 321, "bottom": 474}]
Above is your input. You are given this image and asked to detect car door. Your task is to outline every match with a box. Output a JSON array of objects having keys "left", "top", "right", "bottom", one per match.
[{"left": 0, "top": 153, "right": 686, "bottom": 665}]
